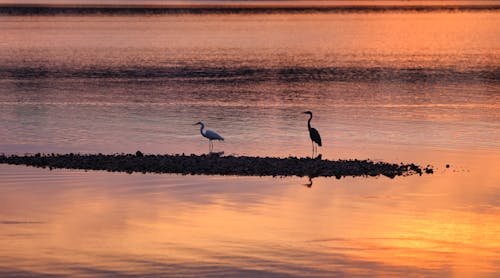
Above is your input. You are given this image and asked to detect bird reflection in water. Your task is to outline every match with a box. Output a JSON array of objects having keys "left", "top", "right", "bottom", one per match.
[{"left": 303, "top": 176, "right": 314, "bottom": 188}]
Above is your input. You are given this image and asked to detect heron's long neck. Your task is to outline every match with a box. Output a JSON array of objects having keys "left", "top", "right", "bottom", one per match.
[
  {"left": 307, "top": 114, "right": 312, "bottom": 129},
  {"left": 199, "top": 124, "right": 205, "bottom": 136}
]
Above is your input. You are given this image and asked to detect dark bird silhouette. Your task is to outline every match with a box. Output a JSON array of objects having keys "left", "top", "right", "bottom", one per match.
[
  {"left": 194, "top": 121, "right": 224, "bottom": 153},
  {"left": 303, "top": 111, "right": 322, "bottom": 157}
]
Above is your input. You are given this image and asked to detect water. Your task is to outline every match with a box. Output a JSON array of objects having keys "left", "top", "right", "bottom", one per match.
[{"left": 0, "top": 8, "right": 499, "bottom": 277}]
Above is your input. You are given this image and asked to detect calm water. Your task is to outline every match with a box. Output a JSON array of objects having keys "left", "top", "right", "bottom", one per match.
[{"left": 0, "top": 10, "right": 499, "bottom": 277}]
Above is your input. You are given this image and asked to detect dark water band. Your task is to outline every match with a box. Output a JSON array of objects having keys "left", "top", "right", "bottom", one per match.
[{"left": 2, "top": 65, "right": 498, "bottom": 84}]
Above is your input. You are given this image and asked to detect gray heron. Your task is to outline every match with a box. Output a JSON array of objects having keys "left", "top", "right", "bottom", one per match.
[{"left": 303, "top": 111, "right": 322, "bottom": 157}]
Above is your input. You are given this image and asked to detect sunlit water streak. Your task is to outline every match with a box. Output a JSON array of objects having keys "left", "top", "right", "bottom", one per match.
[{"left": 0, "top": 9, "right": 499, "bottom": 277}]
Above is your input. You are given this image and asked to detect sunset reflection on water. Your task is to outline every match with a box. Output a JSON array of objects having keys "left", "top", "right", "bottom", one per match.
[
  {"left": 0, "top": 7, "right": 499, "bottom": 278},
  {"left": 1, "top": 150, "right": 499, "bottom": 277}
]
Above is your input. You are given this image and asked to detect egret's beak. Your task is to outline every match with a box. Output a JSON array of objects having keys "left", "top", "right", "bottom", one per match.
[{"left": 193, "top": 123, "right": 199, "bottom": 125}]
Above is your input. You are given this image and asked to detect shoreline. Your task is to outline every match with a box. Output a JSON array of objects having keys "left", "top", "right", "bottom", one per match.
[
  {"left": 0, "top": 4, "right": 499, "bottom": 15},
  {"left": 0, "top": 152, "right": 433, "bottom": 178}
]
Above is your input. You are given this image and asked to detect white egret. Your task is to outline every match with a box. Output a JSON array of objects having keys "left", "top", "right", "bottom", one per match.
[{"left": 193, "top": 121, "right": 224, "bottom": 153}]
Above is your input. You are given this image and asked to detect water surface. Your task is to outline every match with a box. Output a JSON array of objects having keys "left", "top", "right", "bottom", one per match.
[{"left": 0, "top": 9, "right": 499, "bottom": 277}]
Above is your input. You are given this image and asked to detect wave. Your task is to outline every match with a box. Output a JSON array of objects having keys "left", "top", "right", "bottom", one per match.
[
  {"left": 1, "top": 5, "right": 499, "bottom": 15},
  {"left": 1, "top": 65, "right": 498, "bottom": 84}
]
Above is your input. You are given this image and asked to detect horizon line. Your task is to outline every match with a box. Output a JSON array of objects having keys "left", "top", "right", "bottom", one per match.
[{"left": 1, "top": 3, "right": 499, "bottom": 10}]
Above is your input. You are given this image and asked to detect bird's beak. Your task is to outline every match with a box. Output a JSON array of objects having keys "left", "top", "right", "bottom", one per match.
[{"left": 192, "top": 123, "right": 199, "bottom": 125}]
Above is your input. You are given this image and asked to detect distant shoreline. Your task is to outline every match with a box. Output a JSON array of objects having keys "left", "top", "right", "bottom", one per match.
[{"left": 0, "top": 4, "right": 499, "bottom": 15}]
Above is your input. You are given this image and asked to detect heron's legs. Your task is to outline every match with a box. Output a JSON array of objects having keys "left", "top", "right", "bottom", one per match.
[
  {"left": 311, "top": 140, "right": 315, "bottom": 158},
  {"left": 311, "top": 145, "right": 313, "bottom": 158},
  {"left": 311, "top": 143, "right": 319, "bottom": 158}
]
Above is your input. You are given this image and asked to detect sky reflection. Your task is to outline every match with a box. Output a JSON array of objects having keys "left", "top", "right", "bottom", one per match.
[{"left": 1, "top": 152, "right": 499, "bottom": 277}]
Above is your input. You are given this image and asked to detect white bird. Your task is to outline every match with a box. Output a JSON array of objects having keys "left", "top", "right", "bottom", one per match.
[{"left": 193, "top": 121, "right": 224, "bottom": 153}]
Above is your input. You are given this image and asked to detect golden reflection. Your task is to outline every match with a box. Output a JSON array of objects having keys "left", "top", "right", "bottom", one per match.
[{"left": 0, "top": 148, "right": 499, "bottom": 276}]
